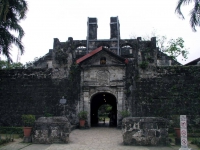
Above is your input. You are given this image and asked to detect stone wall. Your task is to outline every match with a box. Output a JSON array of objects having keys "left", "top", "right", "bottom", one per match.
[
  {"left": 133, "top": 66, "right": 200, "bottom": 117},
  {"left": 1, "top": 59, "right": 200, "bottom": 127},
  {"left": 1, "top": 65, "right": 199, "bottom": 127},
  {"left": 0, "top": 67, "right": 80, "bottom": 126}
]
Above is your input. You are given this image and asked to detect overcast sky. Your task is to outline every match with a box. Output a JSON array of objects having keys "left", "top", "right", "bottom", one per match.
[{"left": 6, "top": 0, "right": 200, "bottom": 64}]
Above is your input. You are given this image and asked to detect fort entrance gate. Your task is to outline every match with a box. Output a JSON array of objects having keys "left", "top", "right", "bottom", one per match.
[
  {"left": 90, "top": 92, "right": 117, "bottom": 127},
  {"left": 76, "top": 47, "right": 126, "bottom": 127}
]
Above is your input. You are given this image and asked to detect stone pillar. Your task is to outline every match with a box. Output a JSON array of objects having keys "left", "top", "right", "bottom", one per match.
[
  {"left": 83, "top": 88, "right": 90, "bottom": 127},
  {"left": 79, "top": 71, "right": 84, "bottom": 111},
  {"left": 117, "top": 87, "right": 124, "bottom": 125}
]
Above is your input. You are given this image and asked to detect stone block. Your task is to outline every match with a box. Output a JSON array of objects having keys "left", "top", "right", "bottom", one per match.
[
  {"left": 122, "top": 117, "right": 169, "bottom": 146},
  {"left": 32, "top": 117, "right": 71, "bottom": 144}
]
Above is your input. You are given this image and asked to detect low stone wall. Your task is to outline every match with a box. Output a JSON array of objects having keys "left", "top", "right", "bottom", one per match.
[
  {"left": 122, "top": 117, "right": 169, "bottom": 146},
  {"left": 32, "top": 117, "right": 71, "bottom": 144}
]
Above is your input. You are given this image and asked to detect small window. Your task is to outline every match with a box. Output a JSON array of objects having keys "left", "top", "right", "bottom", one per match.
[{"left": 100, "top": 57, "right": 106, "bottom": 65}]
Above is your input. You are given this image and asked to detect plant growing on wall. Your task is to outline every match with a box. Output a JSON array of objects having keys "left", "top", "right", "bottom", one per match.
[
  {"left": 139, "top": 61, "right": 148, "bottom": 70},
  {"left": 55, "top": 49, "right": 68, "bottom": 64},
  {"left": 120, "top": 110, "right": 131, "bottom": 119}
]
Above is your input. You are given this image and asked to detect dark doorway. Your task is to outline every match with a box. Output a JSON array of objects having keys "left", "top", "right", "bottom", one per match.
[{"left": 90, "top": 92, "right": 117, "bottom": 127}]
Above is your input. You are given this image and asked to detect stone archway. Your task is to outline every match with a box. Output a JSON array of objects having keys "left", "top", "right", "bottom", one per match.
[{"left": 90, "top": 92, "right": 117, "bottom": 127}]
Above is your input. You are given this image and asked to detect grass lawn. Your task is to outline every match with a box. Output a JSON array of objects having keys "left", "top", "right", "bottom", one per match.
[
  {"left": 0, "top": 134, "right": 21, "bottom": 146},
  {"left": 169, "top": 133, "right": 200, "bottom": 150}
]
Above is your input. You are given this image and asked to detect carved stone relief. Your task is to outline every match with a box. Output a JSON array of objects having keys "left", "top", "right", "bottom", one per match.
[{"left": 97, "top": 70, "right": 110, "bottom": 86}]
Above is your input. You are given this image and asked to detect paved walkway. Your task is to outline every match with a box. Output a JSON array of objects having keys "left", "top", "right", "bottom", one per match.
[{"left": 0, "top": 127, "right": 194, "bottom": 150}]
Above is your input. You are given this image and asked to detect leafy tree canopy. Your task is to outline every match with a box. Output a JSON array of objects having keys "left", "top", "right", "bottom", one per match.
[
  {"left": 130, "top": 32, "right": 189, "bottom": 61},
  {"left": 98, "top": 104, "right": 112, "bottom": 117},
  {"left": 0, "top": 0, "right": 28, "bottom": 62},
  {"left": 0, "top": 60, "right": 23, "bottom": 69},
  {"left": 157, "top": 36, "right": 189, "bottom": 61},
  {"left": 175, "top": 0, "right": 200, "bottom": 31}
]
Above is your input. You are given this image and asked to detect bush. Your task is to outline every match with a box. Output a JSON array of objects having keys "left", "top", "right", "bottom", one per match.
[
  {"left": 191, "top": 138, "right": 200, "bottom": 147},
  {"left": 0, "top": 138, "right": 11, "bottom": 145},
  {"left": 120, "top": 110, "right": 131, "bottom": 118},
  {"left": 0, "top": 127, "right": 23, "bottom": 134},
  {"left": 22, "top": 115, "right": 35, "bottom": 127},
  {"left": 0, "top": 127, "right": 24, "bottom": 145},
  {"left": 139, "top": 61, "right": 148, "bottom": 69},
  {"left": 78, "top": 111, "right": 88, "bottom": 120}
]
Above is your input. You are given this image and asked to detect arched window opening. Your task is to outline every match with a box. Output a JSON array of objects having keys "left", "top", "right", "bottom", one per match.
[
  {"left": 75, "top": 46, "right": 86, "bottom": 58},
  {"left": 121, "top": 44, "right": 133, "bottom": 58},
  {"left": 121, "top": 45, "right": 133, "bottom": 54}
]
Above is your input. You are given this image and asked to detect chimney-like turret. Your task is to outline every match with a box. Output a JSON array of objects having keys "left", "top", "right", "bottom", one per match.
[
  {"left": 110, "top": 17, "right": 120, "bottom": 39},
  {"left": 87, "top": 17, "right": 98, "bottom": 40}
]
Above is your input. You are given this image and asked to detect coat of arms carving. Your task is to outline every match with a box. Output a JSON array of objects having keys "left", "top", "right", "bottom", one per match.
[{"left": 97, "top": 70, "right": 110, "bottom": 86}]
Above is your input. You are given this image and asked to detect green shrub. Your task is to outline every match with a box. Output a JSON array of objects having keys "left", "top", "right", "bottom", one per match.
[
  {"left": 120, "top": 110, "right": 131, "bottom": 118},
  {"left": 0, "top": 127, "right": 24, "bottom": 145},
  {"left": 78, "top": 111, "right": 88, "bottom": 120},
  {"left": 0, "top": 138, "right": 11, "bottom": 145},
  {"left": 22, "top": 115, "right": 35, "bottom": 127},
  {"left": 191, "top": 138, "right": 200, "bottom": 147},
  {"left": 0, "top": 127, "right": 23, "bottom": 134},
  {"left": 139, "top": 61, "right": 148, "bottom": 70}
]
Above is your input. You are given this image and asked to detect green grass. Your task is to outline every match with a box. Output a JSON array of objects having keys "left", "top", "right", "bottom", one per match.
[
  {"left": 169, "top": 132, "right": 200, "bottom": 150},
  {"left": 0, "top": 134, "right": 22, "bottom": 146},
  {"left": 98, "top": 117, "right": 109, "bottom": 121},
  {"left": 0, "top": 134, "right": 21, "bottom": 139}
]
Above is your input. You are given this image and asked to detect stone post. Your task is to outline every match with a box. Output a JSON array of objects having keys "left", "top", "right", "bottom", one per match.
[
  {"left": 83, "top": 90, "right": 90, "bottom": 127},
  {"left": 117, "top": 87, "right": 124, "bottom": 126},
  {"left": 179, "top": 115, "right": 191, "bottom": 150}
]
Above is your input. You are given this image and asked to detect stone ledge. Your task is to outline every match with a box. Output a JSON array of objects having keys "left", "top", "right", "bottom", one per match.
[
  {"left": 32, "top": 117, "right": 71, "bottom": 144},
  {"left": 122, "top": 117, "right": 169, "bottom": 146}
]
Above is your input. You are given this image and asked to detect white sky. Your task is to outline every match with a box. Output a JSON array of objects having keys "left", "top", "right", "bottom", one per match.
[{"left": 5, "top": 0, "right": 200, "bottom": 64}]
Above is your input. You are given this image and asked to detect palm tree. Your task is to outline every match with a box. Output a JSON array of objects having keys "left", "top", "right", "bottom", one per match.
[
  {"left": 175, "top": 0, "right": 200, "bottom": 32},
  {"left": 0, "top": 0, "right": 28, "bottom": 62}
]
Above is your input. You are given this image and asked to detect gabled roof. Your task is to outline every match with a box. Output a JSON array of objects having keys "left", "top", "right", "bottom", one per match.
[
  {"left": 184, "top": 57, "right": 200, "bottom": 66},
  {"left": 76, "top": 46, "right": 128, "bottom": 64}
]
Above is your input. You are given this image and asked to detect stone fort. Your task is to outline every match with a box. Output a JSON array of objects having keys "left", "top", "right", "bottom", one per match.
[{"left": 0, "top": 17, "right": 199, "bottom": 128}]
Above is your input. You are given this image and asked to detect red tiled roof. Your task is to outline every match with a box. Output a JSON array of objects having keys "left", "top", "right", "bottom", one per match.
[
  {"left": 76, "top": 46, "right": 103, "bottom": 64},
  {"left": 76, "top": 46, "right": 129, "bottom": 64}
]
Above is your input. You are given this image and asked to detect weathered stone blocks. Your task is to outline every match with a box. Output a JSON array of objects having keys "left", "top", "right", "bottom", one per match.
[
  {"left": 32, "top": 117, "right": 71, "bottom": 144},
  {"left": 122, "top": 117, "right": 169, "bottom": 146}
]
